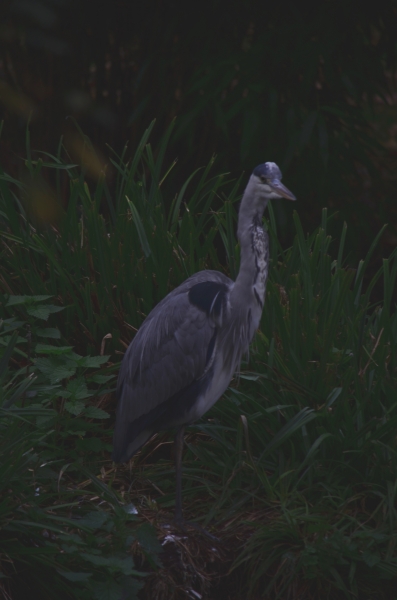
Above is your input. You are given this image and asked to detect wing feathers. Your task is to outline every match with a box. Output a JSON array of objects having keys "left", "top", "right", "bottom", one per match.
[{"left": 113, "top": 271, "right": 233, "bottom": 461}]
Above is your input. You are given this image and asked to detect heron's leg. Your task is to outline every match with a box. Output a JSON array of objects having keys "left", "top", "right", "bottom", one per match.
[{"left": 174, "top": 425, "right": 185, "bottom": 523}]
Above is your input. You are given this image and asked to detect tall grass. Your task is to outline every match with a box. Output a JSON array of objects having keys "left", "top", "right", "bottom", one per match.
[
  {"left": 0, "top": 120, "right": 238, "bottom": 357},
  {"left": 1, "top": 123, "right": 397, "bottom": 598},
  {"left": 187, "top": 208, "right": 397, "bottom": 598}
]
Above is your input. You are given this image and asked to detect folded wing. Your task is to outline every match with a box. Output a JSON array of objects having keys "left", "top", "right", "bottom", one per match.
[{"left": 112, "top": 270, "right": 232, "bottom": 462}]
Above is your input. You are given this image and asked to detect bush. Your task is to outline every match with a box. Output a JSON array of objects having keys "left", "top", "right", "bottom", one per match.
[{"left": 0, "top": 305, "right": 161, "bottom": 599}]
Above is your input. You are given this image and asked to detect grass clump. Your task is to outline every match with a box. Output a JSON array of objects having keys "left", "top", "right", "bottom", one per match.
[
  {"left": 204, "top": 211, "right": 397, "bottom": 598},
  {"left": 1, "top": 123, "right": 397, "bottom": 598}
]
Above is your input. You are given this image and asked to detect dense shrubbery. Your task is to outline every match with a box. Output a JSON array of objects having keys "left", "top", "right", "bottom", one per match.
[{"left": 1, "top": 125, "right": 397, "bottom": 598}]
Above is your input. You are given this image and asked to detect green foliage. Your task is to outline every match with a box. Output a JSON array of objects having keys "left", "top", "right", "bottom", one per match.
[
  {"left": 0, "top": 121, "right": 238, "bottom": 356},
  {"left": 1, "top": 127, "right": 397, "bottom": 597},
  {"left": 3, "top": 1, "right": 397, "bottom": 239},
  {"left": 0, "top": 307, "right": 160, "bottom": 599},
  {"left": 176, "top": 206, "right": 397, "bottom": 597}
]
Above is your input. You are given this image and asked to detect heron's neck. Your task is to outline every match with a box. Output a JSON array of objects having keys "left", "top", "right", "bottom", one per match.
[{"left": 232, "top": 194, "right": 269, "bottom": 310}]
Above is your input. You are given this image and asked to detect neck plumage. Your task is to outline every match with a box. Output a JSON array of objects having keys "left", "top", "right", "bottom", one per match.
[
  {"left": 221, "top": 179, "right": 269, "bottom": 372},
  {"left": 231, "top": 179, "right": 270, "bottom": 309}
]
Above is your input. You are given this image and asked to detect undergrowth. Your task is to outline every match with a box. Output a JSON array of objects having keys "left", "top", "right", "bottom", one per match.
[{"left": 0, "top": 299, "right": 162, "bottom": 599}]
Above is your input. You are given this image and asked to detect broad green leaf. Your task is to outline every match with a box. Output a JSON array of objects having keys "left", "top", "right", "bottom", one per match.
[
  {"left": 36, "top": 328, "right": 61, "bottom": 339},
  {"left": 35, "top": 344, "right": 73, "bottom": 355},
  {"left": 34, "top": 358, "right": 76, "bottom": 383},
  {"left": 134, "top": 523, "right": 163, "bottom": 566},
  {"left": 73, "top": 511, "right": 109, "bottom": 530},
  {"left": 89, "top": 375, "right": 114, "bottom": 384},
  {"left": 78, "top": 356, "right": 109, "bottom": 368},
  {"left": 67, "top": 378, "right": 91, "bottom": 400},
  {"left": 57, "top": 570, "right": 92, "bottom": 582},
  {"left": 6, "top": 295, "right": 52, "bottom": 306},
  {"left": 64, "top": 401, "right": 85, "bottom": 415},
  {"left": 80, "top": 553, "right": 137, "bottom": 575},
  {"left": 27, "top": 304, "right": 64, "bottom": 321},
  {"left": 84, "top": 406, "right": 109, "bottom": 419}
]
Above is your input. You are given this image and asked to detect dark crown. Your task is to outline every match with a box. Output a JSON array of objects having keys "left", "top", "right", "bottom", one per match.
[{"left": 253, "top": 162, "right": 282, "bottom": 180}]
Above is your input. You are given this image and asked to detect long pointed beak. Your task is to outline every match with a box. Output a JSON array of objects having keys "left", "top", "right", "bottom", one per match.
[{"left": 269, "top": 179, "right": 296, "bottom": 201}]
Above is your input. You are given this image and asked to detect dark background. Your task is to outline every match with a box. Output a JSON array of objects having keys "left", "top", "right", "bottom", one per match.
[{"left": 1, "top": 0, "right": 397, "bottom": 260}]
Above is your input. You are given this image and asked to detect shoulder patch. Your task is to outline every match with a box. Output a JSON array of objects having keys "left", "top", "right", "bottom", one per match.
[{"left": 188, "top": 281, "right": 228, "bottom": 319}]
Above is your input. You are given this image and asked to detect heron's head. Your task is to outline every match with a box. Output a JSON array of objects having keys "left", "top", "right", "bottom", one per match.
[{"left": 251, "top": 162, "right": 296, "bottom": 202}]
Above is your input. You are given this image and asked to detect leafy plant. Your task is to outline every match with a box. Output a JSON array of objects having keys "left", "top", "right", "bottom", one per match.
[{"left": 0, "top": 309, "right": 161, "bottom": 599}]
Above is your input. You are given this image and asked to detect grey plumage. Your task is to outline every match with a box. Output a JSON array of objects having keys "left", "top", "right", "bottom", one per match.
[
  {"left": 113, "top": 161, "right": 296, "bottom": 522},
  {"left": 113, "top": 270, "right": 231, "bottom": 462}
]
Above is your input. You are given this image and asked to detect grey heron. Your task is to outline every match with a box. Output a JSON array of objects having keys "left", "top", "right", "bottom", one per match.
[{"left": 112, "top": 162, "right": 296, "bottom": 523}]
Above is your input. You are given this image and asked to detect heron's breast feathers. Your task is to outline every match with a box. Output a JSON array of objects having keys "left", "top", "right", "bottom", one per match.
[{"left": 250, "top": 224, "right": 269, "bottom": 309}]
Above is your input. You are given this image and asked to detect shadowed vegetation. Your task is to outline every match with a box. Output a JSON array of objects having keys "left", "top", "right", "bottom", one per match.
[
  {"left": 1, "top": 125, "right": 397, "bottom": 598},
  {"left": 1, "top": 0, "right": 397, "bottom": 256}
]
